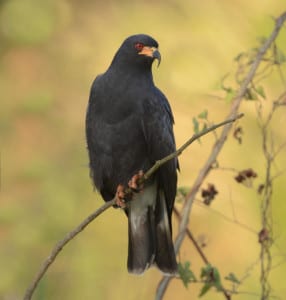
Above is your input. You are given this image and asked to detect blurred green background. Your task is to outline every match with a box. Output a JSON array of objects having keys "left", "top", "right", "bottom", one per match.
[{"left": 1, "top": 0, "right": 285, "bottom": 299}]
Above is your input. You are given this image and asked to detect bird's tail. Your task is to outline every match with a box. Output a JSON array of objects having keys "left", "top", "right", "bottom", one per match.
[
  {"left": 127, "top": 187, "right": 177, "bottom": 275},
  {"left": 127, "top": 205, "right": 155, "bottom": 274},
  {"left": 154, "top": 190, "right": 177, "bottom": 274}
]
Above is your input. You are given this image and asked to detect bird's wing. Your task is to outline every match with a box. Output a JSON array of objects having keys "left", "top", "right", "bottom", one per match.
[
  {"left": 141, "top": 88, "right": 178, "bottom": 217},
  {"left": 86, "top": 75, "right": 114, "bottom": 197}
]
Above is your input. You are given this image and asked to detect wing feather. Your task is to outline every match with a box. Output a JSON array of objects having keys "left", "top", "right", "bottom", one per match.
[{"left": 142, "top": 89, "right": 178, "bottom": 219}]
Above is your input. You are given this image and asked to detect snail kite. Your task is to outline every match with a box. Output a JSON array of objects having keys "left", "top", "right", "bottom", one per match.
[{"left": 86, "top": 34, "right": 178, "bottom": 274}]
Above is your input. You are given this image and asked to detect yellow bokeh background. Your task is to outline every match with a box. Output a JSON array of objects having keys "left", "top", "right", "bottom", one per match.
[{"left": 0, "top": 1, "right": 285, "bottom": 299}]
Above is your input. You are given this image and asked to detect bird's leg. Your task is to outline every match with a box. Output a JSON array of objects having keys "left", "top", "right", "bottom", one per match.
[
  {"left": 128, "top": 170, "right": 144, "bottom": 192},
  {"left": 115, "top": 170, "right": 145, "bottom": 208},
  {"left": 115, "top": 184, "right": 134, "bottom": 208},
  {"left": 115, "top": 184, "right": 127, "bottom": 208}
]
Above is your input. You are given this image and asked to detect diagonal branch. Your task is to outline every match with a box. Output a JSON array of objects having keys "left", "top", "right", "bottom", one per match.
[
  {"left": 143, "top": 113, "right": 244, "bottom": 181},
  {"left": 173, "top": 207, "right": 231, "bottom": 300},
  {"left": 156, "top": 10, "right": 286, "bottom": 300},
  {"left": 23, "top": 114, "right": 243, "bottom": 300},
  {"left": 23, "top": 200, "right": 114, "bottom": 300}
]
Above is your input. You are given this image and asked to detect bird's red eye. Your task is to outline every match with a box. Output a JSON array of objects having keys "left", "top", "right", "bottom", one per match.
[{"left": 134, "top": 42, "right": 144, "bottom": 51}]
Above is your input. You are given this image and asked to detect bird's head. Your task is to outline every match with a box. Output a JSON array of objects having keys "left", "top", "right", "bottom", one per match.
[{"left": 111, "top": 34, "right": 161, "bottom": 70}]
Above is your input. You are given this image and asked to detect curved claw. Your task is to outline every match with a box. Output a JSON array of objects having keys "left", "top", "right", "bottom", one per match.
[
  {"left": 128, "top": 170, "right": 144, "bottom": 192},
  {"left": 115, "top": 171, "right": 145, "bottom": 208},
  {"left": 115, "top": 184, "right": 126, "bottom": 208}
]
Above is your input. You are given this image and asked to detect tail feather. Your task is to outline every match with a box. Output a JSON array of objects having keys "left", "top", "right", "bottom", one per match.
[
  {"left": 154, "top": 190, "right": 177, "bottom": 274},
  {"left": 127, "top": 183, "right": 156, "bottom": 274},
  {"left": 127, "top": 184, "right": 177, "bottom": 275},
  {"left": 127, "top": 206, "right": 155, "bottom": 274}
]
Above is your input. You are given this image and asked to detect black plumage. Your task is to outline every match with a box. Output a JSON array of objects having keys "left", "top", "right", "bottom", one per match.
[{"left": 86, "top": 34, "right": 178, "bottom": 274}]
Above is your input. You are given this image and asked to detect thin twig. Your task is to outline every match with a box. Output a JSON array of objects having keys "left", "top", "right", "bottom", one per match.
[
  {"left": 23, "top": 200, "right": 115, "bottom": 300},
  {"left": 174, "top": 207, "right": 232, "bottom": 299},
  {"left": 155, "top": 11, "right": 286, "bottom": 300},
  {"left": 194, "top": 200, "right": 257, "bottom": 234},
  {"left": 143, "top": 113, "right": 244, "bottom": 181},
  {"left": 173, "top": 207, "right": 209, "bottom": 265},
  {"left": 23, "top": 114, "right": 243, "bottom": 300}
]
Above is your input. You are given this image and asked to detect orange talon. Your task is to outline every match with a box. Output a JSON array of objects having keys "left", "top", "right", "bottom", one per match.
[
  {"left": 128, "top": 170, "right": 144, "bottom": 192},
  {"left": 115, "top": 184, "right": 126, "bottom": 208},
  {"left": 115, "top": 171, "right": 145, "bottom": 207}
]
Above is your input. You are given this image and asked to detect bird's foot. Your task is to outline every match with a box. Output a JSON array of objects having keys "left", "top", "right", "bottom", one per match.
[
  {"left": 128, "top": 170, "right": 144, "bottom": 192},
  {"left": 115, "top": 184, "right": 128, "bottom": 208},
  {"left": 115, "top": 170, "right": 145, "bottom": 208}
]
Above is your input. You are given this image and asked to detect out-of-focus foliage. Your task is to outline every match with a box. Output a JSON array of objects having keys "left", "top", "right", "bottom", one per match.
[
  {"left": 1, "top": 0, "right": 56, "bottom": 45},
  {"left": 0, "top": 1, "right": 285, "bottom": 299}
]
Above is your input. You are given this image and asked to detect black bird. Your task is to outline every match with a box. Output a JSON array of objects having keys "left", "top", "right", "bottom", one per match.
[{"left": 86, "top": 34, "right": 178, "bottom": 274}]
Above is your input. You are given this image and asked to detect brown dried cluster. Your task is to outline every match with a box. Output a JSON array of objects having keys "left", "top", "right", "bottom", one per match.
[
  {"left": 235, "top": 168, "right": 257, "bottom": 183},
  {"left": 201, "top": 184, "right": 218, "bottom": 205}
]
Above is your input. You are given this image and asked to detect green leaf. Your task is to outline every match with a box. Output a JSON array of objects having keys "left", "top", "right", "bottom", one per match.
[
  {"left": 178, "top": 261, "right": 197, "bottom": 288},
  {"left": 199, "top": 283, "right": 212, "bottom": 297},
  {"left": 275, "top": 47, "right": 286, "bottom": 64},
  {"left": 202, "top": 123, "right": 208, "bottom": 132},
  {"left": 234, "top": 52, "right": 245, "bottom": 62},
  {"left": 177, "top": 186, "right": 189, "bottom": 197},
  {"left": 192, "top": 117, "right": 199, "bottom": 134},
  {"left": 255, "top": 86, "right": 266, "bottom": 99},
  {"left": 225, "top": 272, "right": 241, "bottom": 284},
  {"left": 200, "top": 264, "right": 212, "bottom": 278},
  {"left": 225, "top": 88, "right": 236, "bottom": 102},
  {"left": 245, "top": 88, "right": 257, "bottom": 101},
  {"left": 200, "top": 265, "right": 223, "bottom": 294},
  {"left": 212, "top": 267, "right": 223, "bottom": 291},
  {"left": 198, "top": 110, "right": 208, "bottom": 120}
]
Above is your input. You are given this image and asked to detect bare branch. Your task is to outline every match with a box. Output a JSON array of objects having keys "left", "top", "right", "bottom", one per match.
[
  {"left": 173, "top": 207, "right": 209, "bottom": 265},
  {"left": 23, "top": 200, "right": 115, "bottom": 300},
  {"left": 24, "top": 12, "right": 286, "bottom": 299},
  {"left": 156, "top": 11, "right": 286, "bottom": 300},
  {"left": 23, "top": 114, "right": 242, "bottom": 300},
  {"left": 194, "top": 200, "right": 257, "bottom": 234},
  {"left": 173, "top": 207, "right": 231, "bottom": 299},
  {"left": 143, "top": 113, "right": 244, "bottom": 181}
]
